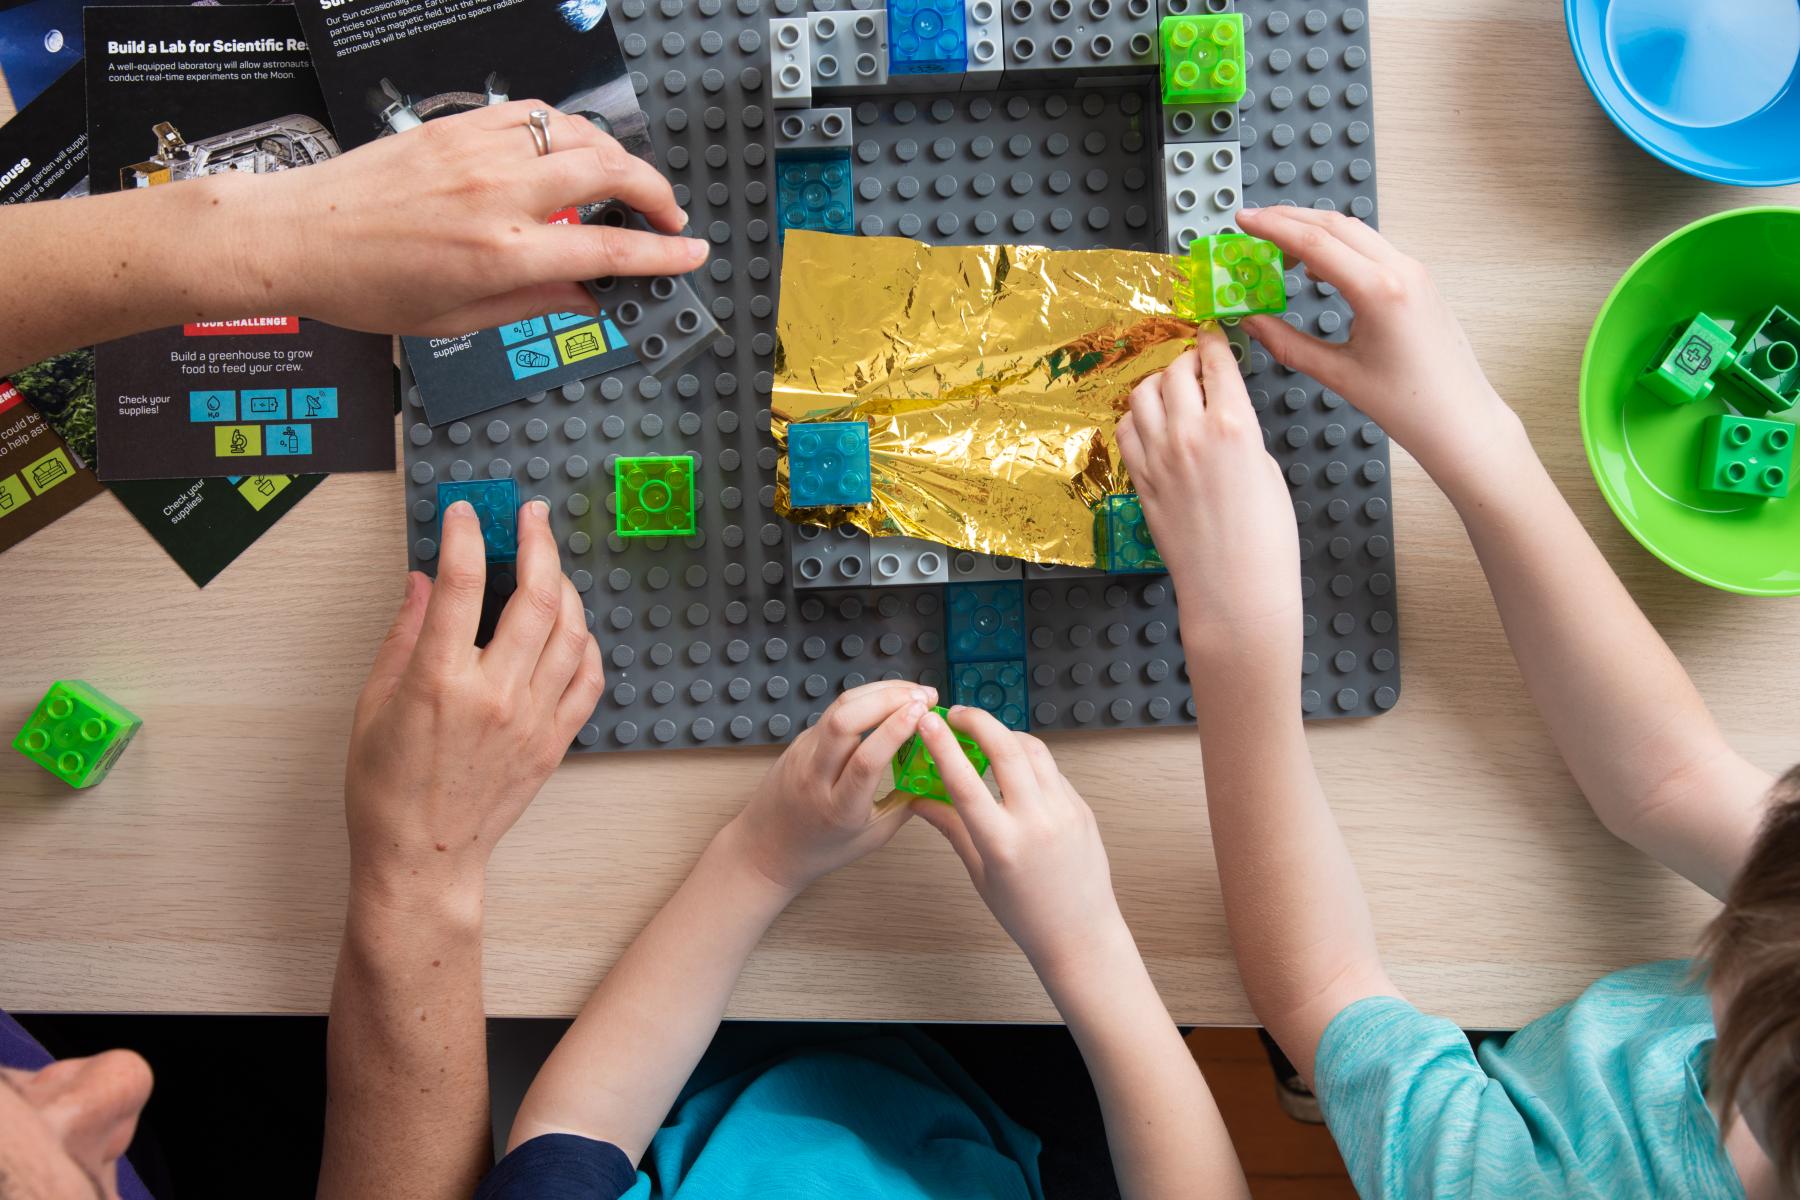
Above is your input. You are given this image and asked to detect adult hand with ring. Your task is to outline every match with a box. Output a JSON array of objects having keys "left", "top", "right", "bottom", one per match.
[{"left": 226, "top": 99, "right": 709, "bottom": 337}]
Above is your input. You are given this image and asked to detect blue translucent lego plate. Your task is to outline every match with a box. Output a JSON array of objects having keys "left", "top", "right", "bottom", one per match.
[{"left": 1565, "top": 0, "right": 1800, "bottom": 187}]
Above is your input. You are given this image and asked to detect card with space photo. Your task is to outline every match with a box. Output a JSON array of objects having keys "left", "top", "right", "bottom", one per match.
[{"left": 82, "top": 3, "right": 395, "bottom": 481}]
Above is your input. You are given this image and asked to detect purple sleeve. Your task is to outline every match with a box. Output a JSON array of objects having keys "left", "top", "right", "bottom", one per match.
[{"left": 1, "top": 1009, "right": 157, "bottom": 1200}]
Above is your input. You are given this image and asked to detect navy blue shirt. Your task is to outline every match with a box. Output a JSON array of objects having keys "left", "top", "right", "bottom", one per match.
[{"left": 477, "top": 1133, "right": 635, "bottom": 1199}]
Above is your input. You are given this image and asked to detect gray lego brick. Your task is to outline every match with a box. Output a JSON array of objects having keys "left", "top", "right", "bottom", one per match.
[
  {"left": 949, "top": 549, "right": 1023, "bottom": 580},
  {"left": 773, "top": 105, "right": 855, "bottom": 154},
  {"left": 792, "top": 522, "right": 874, "bottom": 587},
  {"left": 770, "top": 16, "right": 814, "bottom": 106},
  {"left": 869, "top": 535, "right": 952, "bottom": 585},
  {"left": 402, "top": 0, "right": 1397, "bottom": 754},
  {"left": 809, "top": 9, "right": 889, "bottom": 93},
  {"left": 1002, "top": 0, "right": 1159, "bottom": 83},
  {"left": 1161, "top": 139, "right": 1244, "bottom": 250}
]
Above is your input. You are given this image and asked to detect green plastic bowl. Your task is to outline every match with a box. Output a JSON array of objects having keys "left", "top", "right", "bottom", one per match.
[{"left": 1580, "top": 207, "right": 1800, "bottom": 596}]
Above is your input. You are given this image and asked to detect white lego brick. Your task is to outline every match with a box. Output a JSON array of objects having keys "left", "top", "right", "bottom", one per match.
[
  {"left": 962, "top": 0, "right": 1004, "bottom": 90},
  {"left": 1162, "top": 140, "right": 1243, "bottom": 252},
  {"left": 770, "top": 16, "right": 814, "bottom": 108},
  {"left": 809, "top": 9, "right": 889, "bottom": 95}
]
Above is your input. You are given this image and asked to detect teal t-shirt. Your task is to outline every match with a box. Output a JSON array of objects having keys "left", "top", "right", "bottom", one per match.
[
  {"left": 628, "top": 1029, "right": 1043, "bottom": 1199},
  {"left": 1314, "top": 960, "right": 1743, "bottom": 1200}
]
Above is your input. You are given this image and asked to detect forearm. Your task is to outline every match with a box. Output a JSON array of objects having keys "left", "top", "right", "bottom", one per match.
[
  {"left": 1194, "top": 655, "right": 1393, "bottom": 1082},
  {"left": 508, "top": 819, "right": 795, "bottom": 1162},
  {"left": 318, "top": 875, "right": 492, "bottom": 1200},
  {"left": 1039, "top": 928, "right": 1248, "bottom": 1200},
  {"left": 1432, "top": 413, "right": 1769, "bottom": 895},
  {"left": 0, "top": 172, "right": 277, "bottom": 374}
]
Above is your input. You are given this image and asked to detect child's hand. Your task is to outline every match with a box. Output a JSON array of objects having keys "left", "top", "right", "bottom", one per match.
[
  {"left": 1236, "top": 206, "right": 1516, "bottom": 481},
  {"left": 1117, "top": 330, "right": 1302, "bottom": 672},
  {"left": 911, "top": 708, "right": 1130, "bottom": 983},
  {"left": 725, "top": 681, "right": 935, "bottom": 894}
]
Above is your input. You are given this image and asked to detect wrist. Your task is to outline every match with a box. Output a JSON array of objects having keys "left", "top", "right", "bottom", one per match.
[
  {"left": 186, "top": 170, "right": 308, "bottom": 320},
  {"left": 1031, "top": 915, "right": 1144, "bottom": 1012},
  {"left": 710, "top": 818, "right": 809, "bottom": 910},
  {"left": 347, "top": 863, "right": 485, "bottom": 943},
  {"left": 1410, "top": 387, "right": 1527, "bottom": 496}
]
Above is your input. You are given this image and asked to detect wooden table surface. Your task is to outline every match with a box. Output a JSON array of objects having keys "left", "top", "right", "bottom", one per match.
[{"left": 4, "top": 2, "right": 1798, "bottom": 1025}]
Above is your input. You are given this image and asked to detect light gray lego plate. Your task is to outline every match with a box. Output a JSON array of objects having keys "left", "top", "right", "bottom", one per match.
[{"left": 401, "top": 0, "right": 1399, "bottom": 752}]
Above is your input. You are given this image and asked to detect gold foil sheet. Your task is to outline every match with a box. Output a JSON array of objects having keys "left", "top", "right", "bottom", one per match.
[{"left": 772, "top": 231, "right": 1201, "bottom": 567}]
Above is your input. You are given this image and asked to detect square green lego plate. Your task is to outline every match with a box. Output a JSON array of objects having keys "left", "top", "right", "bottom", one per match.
[{"left": 1580, "top": 207, "right": 1800, "bottom": 596}]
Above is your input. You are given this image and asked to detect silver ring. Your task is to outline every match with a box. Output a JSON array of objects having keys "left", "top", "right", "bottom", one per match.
[{"left": 527, "top": 109, "right": 552, "bottom": 156}]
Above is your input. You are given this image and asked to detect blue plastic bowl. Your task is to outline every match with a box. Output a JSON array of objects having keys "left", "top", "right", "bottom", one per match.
[{"left": 1566, "top": 0, "right": 1800, "bottom": 187}]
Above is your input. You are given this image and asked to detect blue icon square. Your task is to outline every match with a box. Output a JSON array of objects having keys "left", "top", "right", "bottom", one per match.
[
  {"left": 291, "top": 387, "right": 338, "bottom": 419},
  {"left": 498, "top": 318, "right": 549, "bottom": 346},
  {"left": 241, "top": 389, "right": 287, "bottom": 421},
  {"left": 507, "top": 339, "right": 559, "bottom": 380},
  {"left": 263, "top": 424, "right": 313, "bottom": 455},
  {"left": 788, "top": 421, "right": 872, "bottom": 507},
  {"left": 547, "top": 312, "right": 593, "bottom": 331},
  {"left": 188, "top": 391, "right": 236, "bottom": 422}
]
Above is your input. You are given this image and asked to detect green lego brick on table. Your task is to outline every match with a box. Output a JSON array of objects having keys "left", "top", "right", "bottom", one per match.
[
  {"left": 1094, "top": 492, "right": 1164, "bottom": 573},
  {"left": 1725, "top": 305, "right": 1800, "bottom": 414},
  {"left": 891, "top": 706, "right": 989, "bottom": 804},
  {"left": 1639, "top": 312, "right": 1737, "bottom": 406},
  {"left": 1159, "top": 13, "right": 1245, "bottom": 105},
  {"left": 615, "top": 455, "right": 698, "bottom": 538},
  {"left": 1698, "top": 413, "right": 1793, "bottom": 499},
  {"left": 1173, "top": 234, "right": 1285, "bottom": 321},
  {"left": 13, "top": 680, "right": 142, "bottom": 789}
]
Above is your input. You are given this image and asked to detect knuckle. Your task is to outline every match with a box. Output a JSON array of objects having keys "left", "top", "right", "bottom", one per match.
[
  {"left": 521, "top": 583, "right": 562, "bottom": 621},
  {"left": 556, "top": 621, "right": 591, "bottom": 661},
  {"left": 1370, "top": 269, "right": 1410, "bottom": 303},
  {"left": 826, "top": 706, "right": 860, "bottom": 739},
  {"left": 1296, "top": 226, "right": 1332, "bottom": 256},
  {"left": 439, "top": 561, "right": 485, "bottom": 597}
]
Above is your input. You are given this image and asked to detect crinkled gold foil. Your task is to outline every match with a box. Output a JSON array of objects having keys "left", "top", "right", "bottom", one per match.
[{"left": 772, "top": 232, "right": 1200, "bottom": 567}]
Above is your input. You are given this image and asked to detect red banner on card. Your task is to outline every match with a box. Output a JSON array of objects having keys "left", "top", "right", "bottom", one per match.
[
  {"left": 547, "top": 207, "right": 579, "bottom": 226},
  {"left": 183, "top": 317, "right": 300, "bottom": 336},
  {"left": 0, "top": 380, "right": 21, "bottom": 417}
]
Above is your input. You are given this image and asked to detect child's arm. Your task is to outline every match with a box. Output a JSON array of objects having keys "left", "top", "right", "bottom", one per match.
[
  {"left": 1118, "top": 333, "right": 1396, "bottom": 1085},
  {"left": 1238, "top": 206, "right": 1774, "bottom": 900},
  {"left": 914, "top": 709, "right": 1250, "bottom": 1200},
  {"left": 505, "top": 681, "right": 933, "bottom": 1162}
]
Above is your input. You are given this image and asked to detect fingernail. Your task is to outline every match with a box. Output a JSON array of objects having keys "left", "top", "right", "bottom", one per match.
[
  {"left": 529, "top": 499, "right": 550, "bottom": 520},
  {"left": 447, "top": 500, "right": 474, "bottom": 520},
  {"left": 911, "top": 688, "right": 930, "bottom": 704},
  {"left": 921, "top": 710, "right": 943, "bottom": 732},
  {"left": 685, "top": 237, "right": 709, "bottom": 261},
  {"left": 907, "top": 701, "right": 927, "bottom": 718}
]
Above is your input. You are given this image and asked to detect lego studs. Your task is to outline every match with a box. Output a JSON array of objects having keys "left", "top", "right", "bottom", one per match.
[
  {"left": 1160, "top": 13, "right": 1246, "bottom": 105},
  {"left": 1699, "top": 414, "right": 1793, "bottom": 499},
  {"left": 13, "top": 681, "right": 143, "bottom": 789},
  {"left": 615, "top": 455, "right": 698, "bottom": 537}
]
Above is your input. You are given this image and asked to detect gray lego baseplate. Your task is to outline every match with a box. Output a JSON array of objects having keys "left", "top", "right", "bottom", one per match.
[{"left": 402, "top": 0, "right": 1399, "bottom": 753}]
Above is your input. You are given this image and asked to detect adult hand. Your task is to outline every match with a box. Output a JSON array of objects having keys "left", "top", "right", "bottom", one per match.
[
  {"left": 1117, "top": 329, "right": 1301, "bottom": 672},
  {"left": 343, "top": 498, "right": 604, "bottom": 902},
  {"left": 1236, "top": 205, "right": 1516, "bottom": 483},
  {"left": 724, "top": 681, "right": 936, "bottom": 895},
  {"left": 911, "top": 708, "right": 1129, "bottom": 983},
  {"left": 243, "top": 101, "right": 710, "bottom": 335}
]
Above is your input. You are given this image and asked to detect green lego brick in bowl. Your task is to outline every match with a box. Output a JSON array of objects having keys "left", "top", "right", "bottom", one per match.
[{"left": 1580, "top": 207, "right": 1800, "bottom": 595}]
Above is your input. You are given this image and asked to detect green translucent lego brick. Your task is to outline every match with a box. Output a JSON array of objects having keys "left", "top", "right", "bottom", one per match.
[
  {"left": 1640, "top": 312, "right": 1737, "bottom": 406},
  {"left": 1725, "top": 305, "right": 1800, "bottom": 415},
  {"left": 1173, "top": 234, "right": 1285, "bottom": 321},
  {"left": 13, "top": 680, "right": 142, "bottom": 789},
  {"left": 615, "top": 455, "right": 698, "bottom": 538},
  {"left": 1159, "top": 13, "right": 1245, "bottom": 105},
  {"left": 1094, "top": 493, "right": 1164, "bottom": 573},
  {"left": 1699, "top": 414, "right": 1793, "bottom": 499},
  {"left": 891, "top": 706, "right": 989, "bottom": 804}
]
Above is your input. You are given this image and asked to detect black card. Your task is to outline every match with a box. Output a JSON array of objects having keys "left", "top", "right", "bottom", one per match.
[
  {"left": 82, "top": 4, "right": 396, "bottom": 480},
  {"left": 289, "top": 0, "right": 648, "bottom": 426}
]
